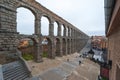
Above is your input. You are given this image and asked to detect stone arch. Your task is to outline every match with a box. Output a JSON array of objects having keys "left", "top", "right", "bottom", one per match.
[
  {"left": 67, "top": 39, "right": 71, "bottom": 54},
  {"left": 42, "top": 37, "right": 52, "bottom": 58},
  {"left": 17, "top": 7, "right": 35, "bottom": 35},
  {"left": 54, "top": 21, "right": 59, "bottom": 36},
  {"left": 55, "top": 38, "right": 61, "bottom": 56},
  {"left": 71, "top": 28, "right": 74, "bottom": 37},
  {"left": 61, "top": 24, "right": 64, "bottom": 36},
  {"left": 63, "top": 24, "right": 66, "bottom": 36},
  {"left": 66, "top": 26, "right": 68, "bottom": 36},
  {"left": 41, "top": 15, "right": 51, "bottom": 36},
  {"left": 16, "top": 5, "right": 37, "bottom": 59},
  {"left": 68, "top": 27, "right": 70, "bottom": 37},
  {"left": 16, "top": 4, "right": 37, "bottom": 34},
  {"left": 16, "top": 35, "right": 39, "bottom": 48},
  {"left": 71, "top": 39, "right": 73, "bottom": 53},
  {"left": 17, "top": 35, "right": 38, "bottom": 60},
  {"left": 72, "top": 29, "right": 75, "bottom": 38},
  {"left": 62, "top": 38, "right": 66, "bottom": 55},
  {"left": 73, "top": 39, "right": 75, "bottom": 52},
  {"left": 16, "top": 3, "right": 37, "bottom": 18},
  {"left": 70, "top": 28, "right": 72, "bottom": 37},
  {"left": 40, "top": 14, "right": 52, "bottom": 23}
]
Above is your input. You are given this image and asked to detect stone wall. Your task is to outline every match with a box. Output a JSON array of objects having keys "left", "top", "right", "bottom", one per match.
[
  {"left": 0, "top": 30, "right": 18, "bottom": 51},
  {"left": 0, "top": 0, "right": 16, "bottom": 32},
  {"left": 0, "top": 0, "right": 17, "bottom": 51}
]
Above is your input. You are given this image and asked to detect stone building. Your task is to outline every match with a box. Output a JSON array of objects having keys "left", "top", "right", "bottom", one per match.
[
  {"left": 0, "top": 0, "right": 89, "bottom": 63},
  {"left": 91, "top": 36, "right": 107, "bottom": 50},
  {"left": 104, "top": 0, "right": 120, "bottom": 80}
]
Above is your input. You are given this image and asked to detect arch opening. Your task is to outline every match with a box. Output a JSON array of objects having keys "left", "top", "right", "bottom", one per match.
[
  {"left": 61, "top": 25, "right": 64, "bottom": 36},
  {"left": 70, "top": 28, "right": 72, "bottom": 37},
  {"left": 17, "top": 7, "right": 36, "bottom": 60},
  {"left": 67, "top": 39, "right": 70, "bottom": 54},
  {"left": 71, "top": 39, "right": 73, "bottom": 53},
  {"left": 54, "top": 21, "right": 58, "bottom": 36},
  {"left": 17, "top": 7, "right": 35, "bottom": 35},
  {"left": 66, "top": 27, "right": 68, "bottom": 36},
  {"left": 42, "top": 37, "right": 52, "bottom": 58},
  {"left": 62, "top": 38, "right": 66, "bottom": 55},
  {"left": 55, "top": 38, "right": 60, "bottom": 56},
  {"left": 17, "top": 38, "right": 35, "bottom": 60},
  {"left": 41, "top": 16, "right": 50, "bottom": 36}
]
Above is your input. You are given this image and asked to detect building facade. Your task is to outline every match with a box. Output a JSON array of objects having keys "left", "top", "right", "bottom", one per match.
[
  {"left": 104, "top": 0, "right": 120, "bottom": 80},
  {"left": 91, "top": 36, "right": 107, "bottom": 50}
]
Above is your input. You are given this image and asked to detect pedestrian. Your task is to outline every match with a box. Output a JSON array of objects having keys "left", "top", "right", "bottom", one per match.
[
  {"left": 98, "top": 75, "right": 101, "bottom": 80},
  {"left": 79, "top": 55, "right": 81, "bottom": 58},
  {"left": 79, "top": 60, "right": 81, "bottom": 65},
  {"left": 67, "top": 59, "right": 69, "bottom": 62}
]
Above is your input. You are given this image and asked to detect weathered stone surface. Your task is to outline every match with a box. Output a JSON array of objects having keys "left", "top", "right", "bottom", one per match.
[{"left": 0, "top": 0, "right": 89, "bottom": 62}]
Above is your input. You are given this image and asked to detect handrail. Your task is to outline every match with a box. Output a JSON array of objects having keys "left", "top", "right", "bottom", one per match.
[
  {"left": 16, "top": 49, "right": 32, "bottom": 77},
  {"left": 19, "top": 56, "right": 32, "bottom": 76}
]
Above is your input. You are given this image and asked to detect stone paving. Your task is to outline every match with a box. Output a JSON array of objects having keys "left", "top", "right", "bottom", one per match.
[
  {"left": 27, "top": 53, "right": 80, "bottom": 76},
  {"left": 67, "top": 59, "right": 100, "bottom": 80},
  {"left": 29, "top": 57, "right": 99, "bottom": 80},
  {"left": 37, "top": 58, "right": 80, "bottom": 80},
  {"left": 27, "top": 39, "right": 100, "bottom": 80},
  {"left": 27, "top": 56, "right": 80, "bottom": 80}
]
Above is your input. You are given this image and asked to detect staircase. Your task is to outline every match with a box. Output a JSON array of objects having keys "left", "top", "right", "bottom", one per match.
[{"left": 2, "top": 61, "right": 30, "bottom": 80}]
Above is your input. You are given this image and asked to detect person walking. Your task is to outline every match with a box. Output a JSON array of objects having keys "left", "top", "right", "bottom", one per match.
[
  {"left": 79, "top": 55, "right": 83, "bottom": 65},
  {"left": 79, "top": 60, "right": 81, "bottom": 65}
]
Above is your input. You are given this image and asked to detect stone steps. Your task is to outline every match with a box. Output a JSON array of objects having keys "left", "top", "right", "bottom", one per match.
[{"left": 2, "top": 61, "right": 30, "bottom": 80}]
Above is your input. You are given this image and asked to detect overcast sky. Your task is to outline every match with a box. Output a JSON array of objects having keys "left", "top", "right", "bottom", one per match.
[{"left": 17, "top": 0, "right": 105, "bottom": 36}]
